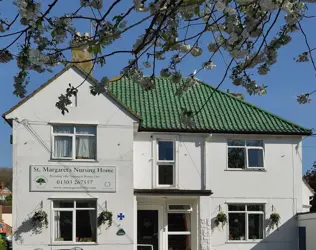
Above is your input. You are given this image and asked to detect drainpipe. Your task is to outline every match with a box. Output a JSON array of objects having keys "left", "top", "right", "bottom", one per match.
[{"left": 202, "top": 134, "right": 212, "bottom": 190}]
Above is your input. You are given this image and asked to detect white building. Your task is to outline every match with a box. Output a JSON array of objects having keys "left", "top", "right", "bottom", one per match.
[{"left": 2, "top": 58, "right": 313, "bottom": 250}]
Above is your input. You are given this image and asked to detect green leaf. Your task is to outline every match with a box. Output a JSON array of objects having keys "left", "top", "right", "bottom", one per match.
[
  {"left": 51, "top": 30, "right": 55, "bottom": 38},
  {"left": 92, "top": 43, "right": 101, "bottom": 56}
]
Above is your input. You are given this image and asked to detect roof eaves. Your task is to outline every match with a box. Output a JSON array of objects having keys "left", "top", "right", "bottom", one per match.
[
  {"left": 2, "top": 64, "right": 141, "bottom": 125},
  {"left": 138, "top": 127, "right": 311, "bottom": 135}
]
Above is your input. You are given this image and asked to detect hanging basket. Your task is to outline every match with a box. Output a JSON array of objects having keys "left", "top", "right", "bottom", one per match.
[
  {"left": 98, "top": 210, "right": 113, "bottom": 229},
  {"left": 270, "top": 212, "right": 280, "bottom": 229},
  {"left": 215, "top": 211, "right": 228, "bottom": 228},
  {"left": 31, "top": 210, "right": 48, "bottom": 229}
]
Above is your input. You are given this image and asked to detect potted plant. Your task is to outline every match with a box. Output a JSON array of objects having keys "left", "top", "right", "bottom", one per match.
[
  {"left": 98, "top": 210, "right": 113, "bottom": 229},
  {"left": 80, "top": 237, "right": 93, "bottom": 242},
  {"left": 31, "top": 210, "right": 48, "bottom": 229},
  {"left": 215, "top": 211, "right": 228, "bottom": 228},
  {"left": 270, "top": 212, "right": 281, "bottom": 229}
]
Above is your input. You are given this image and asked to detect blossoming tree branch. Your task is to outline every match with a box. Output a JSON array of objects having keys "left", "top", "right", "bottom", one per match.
[{"left": 0, "top": 0, "right": 315, "bottom": 116}]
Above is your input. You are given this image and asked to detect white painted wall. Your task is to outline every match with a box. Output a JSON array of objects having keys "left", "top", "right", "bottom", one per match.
[
  {"left": 6, "top": 67, "right": 137, "bottom": 250},
  {"left": 302, "top": 180, "right": 314, "bottom": 213},
  {"left": 209, "top": 134, "right": 303, "bottom": 250},
  {"left": 134, "top": 132, "right": 205, "bottom": 189},
  {"left": 134, "top": 132, "right": 304, "bottom": 250},
  {"left": 298, "top": 212, "right": 316, "bottom": 250}
]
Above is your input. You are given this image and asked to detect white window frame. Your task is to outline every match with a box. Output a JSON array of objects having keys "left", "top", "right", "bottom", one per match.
[
  {"left": 167, "top": 204, "right": 192, "bottom": 249},
  {"left": 227, "top": 204, "right": 265, "bottom": 242},
  {"left": 51, "top": 125, "right": 97, "bottom": 161},
  {"left": 227, "top": 139, "right": 265, "bottom": 170},
  {"left": 153, "top": 135, "right": 179, "bottom": 188},
  {"left": 51, "top": 199, "right": 97, "bottom": 245}
]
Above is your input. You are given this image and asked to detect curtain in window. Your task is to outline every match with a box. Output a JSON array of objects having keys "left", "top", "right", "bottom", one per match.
[
  {"left": 54, "top": 211, "right": 61, "bottom": 240},
  {"left": 76, "top": 136, "right": 95, "bottom": 159},
  {"left": 54, "top": 136, "right": 72, "bottom": 157},
  {"left": 88, "top": 209, "right": 96, "bottom": 241},
  {"left": 184, "top": 214, "right": 191, "bottom": 247}
]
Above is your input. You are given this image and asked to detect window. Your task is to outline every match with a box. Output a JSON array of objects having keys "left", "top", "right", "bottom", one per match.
[
  {"left": 157, "top": 140, "right": 175, "bottom": 186},
  {"left": 52, "top": 125, "right": 96, "bottom": 160},
  {"left": 227, "top": 140, "right": 264, "bottom": 169},
  {"left": 53, "top": 200, "right": 97, "bottom": 243},
  {"left": 168, "top": 205, "right": 191, "bottom": 250},
  {"left": 228, "top": 204, "right": 264, "bottom": 241}
]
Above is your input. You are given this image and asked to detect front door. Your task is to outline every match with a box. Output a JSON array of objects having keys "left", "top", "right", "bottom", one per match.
[{"left": 137, "top": 210, "right": 159, "bottom": 250}]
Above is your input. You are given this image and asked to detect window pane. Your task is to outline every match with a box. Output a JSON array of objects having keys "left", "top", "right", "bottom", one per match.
[
  {"left": 76, "top": 136, "right": 96, "bottom": 159},
  {"left": 76, "top": 126, "right": 96, "bottom": 135},
  {"left": 158, "top": 141, "right": 174, "bottom": 161},
  {"left": 54, "top": 211, "right": 73, "bottom": 241},
  {"left": 53, "top": 201, "right": 74, "bottom": 208},
  {"left": 158, "top": 165, "right": 173, "bottom": 185},
  {"left": 229, "top": 213, "right": 246, "bottom": 240},
  {"left": 228, "top": 148, "right": 245, "bottom": 169},
  {"left": 228, "top": 205, "right": 245, "bottom": 211},
  {"left": 228, "top": 140, "right": 244, "bottom": 146},
  {"left": 168, "top": 213, "right": 191, "bottom": 232},
  {"left": 168, "top": 235, "right": 191, "bottom": 250},
  {"left": 53, "top": 126, "right": 74, "bottom": 134},
  {"left": 76, "top": 200, "right": 96, "bottom": 209},
  {"left": 248, "top": 149, "right": 264, "bottom": 168},
  {"left": 247, "top": 205, "right": 264, "bottom": 211},
  {"left": 54, "top": 136, "right": 72, "bottom": 158},
  {"left": 246, "top": 140, "right": 263, "bottom": 147},
  {"left": 248, "top": 214, "right": 264, "bottom": 240},
  {"left": 76, "top": 210, "right": 96, "bottom": 242}
]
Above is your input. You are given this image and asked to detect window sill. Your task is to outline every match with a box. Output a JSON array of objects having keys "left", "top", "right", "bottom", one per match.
[
  {"left": 49, "top": 242, "right": 98, "bottom": 246},
  {"left": 226, "top": 240, "right": 263, "bottom": 244},
  {"left": 49, "top": 159, "right": 99, "bottom": 163},
  {"left": 225, "top": 168, "right": 266, "bottom": 172}
]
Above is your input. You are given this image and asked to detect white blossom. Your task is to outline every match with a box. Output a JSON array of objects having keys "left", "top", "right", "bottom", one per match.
[
  {"left": 29, "top": 48, "right": 49, "bottom": 66},
  {"left": 208, "top": 43, "right": 218, "bottom": 52},
  {"left": 160, "top": 68, "right": 171, "bottom": 77},
  {"left": 179, "top": 43, "right": 192, "bottom": 53},
  {"left": 259, "top": 0, "right": 278, "bottom": 11},
  {"left": 203, "top": 61, "right": 216, "bottom": 70},
  {"left": 171, "top": 71, "right": 182, "bottom": 84},
  {"left": 215, "top": 0, "right": 226, "bottom": 12},
  {"left": 230, "top": 50, "right": 248, "bottom": 59},
  {"left": 191, "top": 47, "right": 202, "bottom": 57}
]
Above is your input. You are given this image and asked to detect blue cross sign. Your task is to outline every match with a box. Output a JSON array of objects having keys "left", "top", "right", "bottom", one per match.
[{"left": 117, "top": 213, "right": 125, "bottom": 220}]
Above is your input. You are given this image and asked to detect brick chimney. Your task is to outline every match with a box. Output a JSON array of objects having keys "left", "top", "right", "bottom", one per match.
[{"left": 71, "top": 32, "right": 93, "bottom": 75}]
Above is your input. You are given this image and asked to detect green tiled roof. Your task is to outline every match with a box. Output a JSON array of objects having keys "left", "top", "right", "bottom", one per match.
[{"left": 108, "top": 77, "right": 311, "bottom": 135}]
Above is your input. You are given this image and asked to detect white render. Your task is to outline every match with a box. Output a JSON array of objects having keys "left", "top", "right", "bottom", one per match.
[
  {"left": 298, "top": 212, "right": 316, "bottom": 250},
  {"left": 4, "top": 66, "right": 310, "bottom": 250},
  {"left": 302, "top": 180, "right": 314, "bottom": 213}
]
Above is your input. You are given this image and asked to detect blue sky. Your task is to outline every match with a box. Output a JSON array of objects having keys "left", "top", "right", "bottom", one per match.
[{"left": 0, "top": 1, "right": 315, "bottom": 173}]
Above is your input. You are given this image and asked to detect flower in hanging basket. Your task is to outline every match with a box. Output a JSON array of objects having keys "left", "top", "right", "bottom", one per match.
[
  {"left": 215, "top": 211, "right": 228, "bottom": 228},
  {"left": 31, "top": 210, "right": 48, "bottom": 229},
  {"left": 270, "top": 212, "right": 281, "bottom": 229},
  {"left": 98, "top": 210, "right": 113, "bottom": 229}
]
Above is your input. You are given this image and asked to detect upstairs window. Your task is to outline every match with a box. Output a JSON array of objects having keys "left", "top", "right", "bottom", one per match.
[
  {"left": 227, "top": 140, "right": 264, "bottom": 169},
  {"left": 157, "top": 140, "right": 175, "bottom": 186},
  {"left": 52, "top": 125, "right": 96, "bottom": 160}
]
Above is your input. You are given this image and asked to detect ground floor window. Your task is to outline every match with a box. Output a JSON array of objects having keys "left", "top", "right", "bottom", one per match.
[
  {"left": 167, "top": 205, "right": 191, "bottom": 249},
  {"left": 53, "top": 199, "right": 97, "bottom": 243},
  {"left": 228, "top": 204, "right": 264, "bottom": 241}
]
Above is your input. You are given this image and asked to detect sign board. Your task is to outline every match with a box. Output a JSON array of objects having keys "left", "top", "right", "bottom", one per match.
[{"left": 30, "top": 165, "right": 116, "bottom": 192}]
